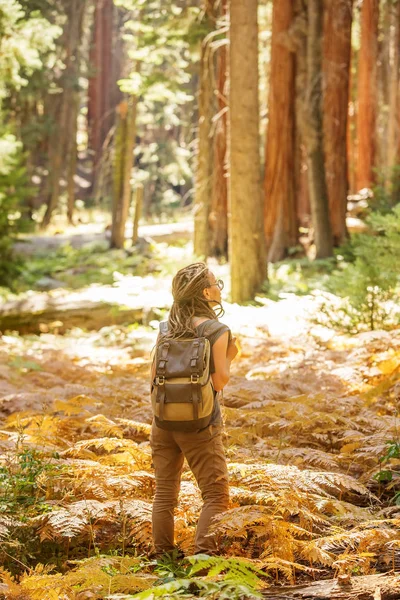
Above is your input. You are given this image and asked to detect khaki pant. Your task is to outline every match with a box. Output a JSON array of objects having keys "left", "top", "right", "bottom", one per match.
[{"left": 150, "top": 421, "right": 230, "bottom": 555}]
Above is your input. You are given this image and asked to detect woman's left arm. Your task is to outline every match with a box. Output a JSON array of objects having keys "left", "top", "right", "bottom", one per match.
[{"left": 150, "top": 333, "right": 160, "bottom": 393}]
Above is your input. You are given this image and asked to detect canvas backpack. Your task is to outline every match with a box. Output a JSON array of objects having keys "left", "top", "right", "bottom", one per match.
[{"left": 150, "top": 320, "right": 221, "bottom": 432}]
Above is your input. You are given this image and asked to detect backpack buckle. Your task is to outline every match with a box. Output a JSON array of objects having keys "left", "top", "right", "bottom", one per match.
[
  {"left": 156, "top": 376, "right": 165, "bottom": 385},
  {"left": 191, "top": 374, "right": 199, "bottom": 383}
]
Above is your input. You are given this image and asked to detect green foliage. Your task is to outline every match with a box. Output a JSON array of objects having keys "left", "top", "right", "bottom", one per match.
[
  {"left": 186, "top": 554, "right": 264, "bottom": 588},
  {"left": 0, "top": 0, "right": 63, "bottom": 232},
  {"left": 0, "top": 448, "right": 58, "bottom": 516},
  {"left": 369, "top": 166, "right": 400, "bottom": 214},
  {"left": 130, "top": 578, "right": 262, "bottom": 599},
  {"left": 318, "top": 207, "right": 400, "bottom": 333},
  {"left": 112, "top": 0, "right": 205, "bottom": 216},
  {"left": 374, "top": 441, "right": 400, "bottom": 505},
  {"left": 0, "top": 0, "right": 60, "bottom": 97},
  {"left": 13, "top": 241, "right": 151, "bottom": 291},
  {"left": 0, "top": 132, "right": 27, "bottom": 286},
  {"left": 130, "top": 554, "right": 264, "bottom": 600},
  {"left": 153, "top": 550, "right": 189, "bottom": 579},
  {"left": 262, "top": 257, "right": 336, "bottom": 300}
]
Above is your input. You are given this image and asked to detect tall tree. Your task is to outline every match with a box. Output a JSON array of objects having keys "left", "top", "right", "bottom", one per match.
[
  {"left": 41, "top": 0, "right": 87, "bottom": 228},
  {"left": 264, "top": 0, "right": 297, "bottom": 263},
  {"left": 66, "top": 0, "right": 87, "bottom": 225},
  {"left": 88, "top": 0, "right": 122, "bottom": 186},
  {"left": 229, "top": 0, "right": 267, "bottom": 302},
  {"left": 323, "top": 0, "right": 353, "bottom": 245},
  {"left": 111, "top": 97, "right": 137, "bottom": 248},
  {"left": 387, "top": 0, "right": 400, "bottom": 178},
  {"left": 300, "top": 0, "right": 333, "bottom": 258},
  {"left": 193, "top": 30, "right": 214, "bottom": 259},
  {"left": 356, "top": 0, "right": 379, "bottom": 190},
  {"left": 210, "top": 0, "right": 229, "bottom": 259}
]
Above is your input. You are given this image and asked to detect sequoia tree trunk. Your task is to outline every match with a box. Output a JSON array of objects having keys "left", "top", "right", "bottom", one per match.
[
  {"left": 323, "top": 0, "right": 353, "bottom": 246},
  {"left": 356, "top": 0, "right": 379, "bottom": 190},
  {"left": 387, "top": 0, "right": 400, "bottom": 179},
  {"left": 264, "top": 0, "right": 297, "bottom": 263},
  {"left": 301, "top": 0, "right": 333, "bottom": 258},
  {"left": 229, "top": 0, "right": 267, "bottom": 302}
]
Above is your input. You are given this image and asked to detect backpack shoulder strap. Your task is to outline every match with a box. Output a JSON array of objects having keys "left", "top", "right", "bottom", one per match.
[
  {"left": 159, "top": 321, "right": 169, "bottom": 335},
  {"left": 202, "top": 320, "right": 231, "bottom": 346}
]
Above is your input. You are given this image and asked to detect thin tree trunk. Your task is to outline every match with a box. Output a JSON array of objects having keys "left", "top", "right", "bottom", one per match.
[
  {"left": 347, "top": 58, "right": 357, "bottom": 194},
  {"left": 378, "top": 0, "right": 392, "bottom": 170},
  {"left": 66, "top": 92, "right": 79, "bottom": 225},
  {"left": 296, "top": 142, "right": 311, "bottom": 231},
  {"left": 229, "top": 0, "right": 267, "bottom": 302},
  {"left": 323, "top": 0, "right": 353, "bottom": 246},
  {"left": 293, "top": 3, "right": 311, "bottom": 240},
  {"left": 210, "top": 0, "right": 228, "bottom": 259},
  {"left": 41, "top": 94, "right": 68, "bottom": 228},
  {"left": 194, "top": 40, "right": 214, "bottom": 259},
  {"left": 387, "top": 0, "right": 400, "bottom": 178},
  {"left": 66, "top": 0, "right": 87, "bottom": 225},
  {"left": 132, "top": 183, "right": 143, "bottom": 245},
  {"left": 356, "top": 0, "right": 379, "bottom": 190},
  {"left": 264, "top": 0, "right": 297, "bottom": 263},
  {"left": 301, "top": 0, "right": 333, "bottom": 258},
  {"left": 111, "top": 98, "right": 137, "bottom": 249}
]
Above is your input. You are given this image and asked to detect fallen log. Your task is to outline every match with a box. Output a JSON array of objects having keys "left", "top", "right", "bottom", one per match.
[
  {"left": 262, "top": 572, "right": 400, "bottom": 599},
  {"left": 0, "top": 286, "right": 168, "bottom": 334}
]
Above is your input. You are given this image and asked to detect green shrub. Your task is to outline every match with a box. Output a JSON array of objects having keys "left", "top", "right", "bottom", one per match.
[
  {"left": 0, "top": 447, "right": 58, "bottom": 517},
  {"left": 0, "top": 132, "right": 27, "bottom": 287},
  {"left": 319, "top": 207, "right": 400, "bottom": 333},
  {"left": 369, "top": 165, "right": 400, "bottom": 214}
]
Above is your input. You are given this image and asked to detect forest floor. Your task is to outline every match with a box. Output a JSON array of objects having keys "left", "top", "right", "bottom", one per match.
[
  {"left": 1, "top": 231, "right": 400, "bottom": 599},
  {"left": 13, "top": 216, "right": 193, "bottom": 256}
]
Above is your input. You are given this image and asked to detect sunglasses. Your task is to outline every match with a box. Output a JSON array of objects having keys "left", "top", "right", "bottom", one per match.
[{"left": 208, "top": 279, "right": 224, "bottom": 291}]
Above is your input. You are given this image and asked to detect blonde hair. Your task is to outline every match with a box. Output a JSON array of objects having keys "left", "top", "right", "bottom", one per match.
[{"left": 163, "top": 262, "right": 224, "bottom": 339}]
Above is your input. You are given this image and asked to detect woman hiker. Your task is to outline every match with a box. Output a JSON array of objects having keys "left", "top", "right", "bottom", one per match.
[{"left": 150, "top": 262, "right": 239, "bottom": 556}]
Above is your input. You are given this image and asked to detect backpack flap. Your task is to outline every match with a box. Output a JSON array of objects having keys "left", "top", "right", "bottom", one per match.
[
  {"left": 155, "top": 337, "right": 208, "bottom": 379},
  {"left": 151, "top": 332, "right": 214, "bottom": 431}
]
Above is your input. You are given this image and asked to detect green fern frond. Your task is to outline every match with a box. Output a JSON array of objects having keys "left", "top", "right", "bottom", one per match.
[{"left": 187, "top": 553, "right": 264, "bottom": 588}]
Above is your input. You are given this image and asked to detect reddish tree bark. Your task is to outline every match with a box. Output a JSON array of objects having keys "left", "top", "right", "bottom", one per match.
[
  {"left": 387, "top": 0, "right": 400, "bottom": 176},
  {"left": 264, "top": 0, "right": 297, "bottom": 262},
  {"left": 356, "top": 0, "right": 379, "bottom": 190},
  {"left": 88, "top": 0, "right": 122, "bottom": 172},
  {"left": 323, "top": 0, "right": 353, "bottom": 246}
]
